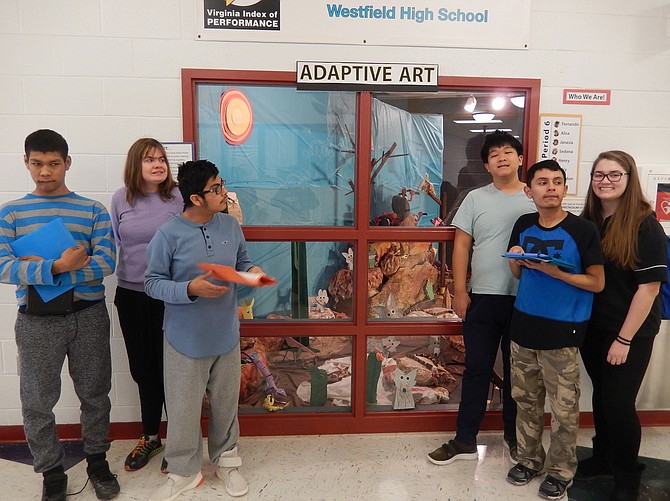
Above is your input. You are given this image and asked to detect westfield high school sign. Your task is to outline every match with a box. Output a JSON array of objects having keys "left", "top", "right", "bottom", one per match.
[{"left": 197, "top": 0, "right": 531, "bottom": 50}]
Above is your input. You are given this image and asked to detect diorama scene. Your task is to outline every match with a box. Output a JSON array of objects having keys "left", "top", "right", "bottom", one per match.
[
  {"left": 237, "top": 240, "right": 459, "bottom": 322},
  {"left": 229, "top": 334, "right": 505, "bottom": 414},
  {"left": 234, "top": 335, "right": 353, "bottom": 414},
  {"left": 194, "top": 84, "right": 524, "bottom": 414},
  {"left": 365, "top": 335, "right": 468, "bottom": 411}
]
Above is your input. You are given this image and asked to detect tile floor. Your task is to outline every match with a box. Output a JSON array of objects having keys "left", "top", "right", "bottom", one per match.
[{"left": 1, "top": 427, "right": 670, "bottom": 500}]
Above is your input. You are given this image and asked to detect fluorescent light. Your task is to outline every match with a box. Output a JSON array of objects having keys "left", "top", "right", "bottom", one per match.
[
  {"left": 473, "top": 112, "right": 495, "bottom": 122},
  {"left": 510, "top": 95, "right": 525, "bottom": 108},
  {"left": 464, "top": 95, "right": 477, "bottom": 113},
  {"left": 492, "top": 96, "right": 506, "bottom": 110},
  {"left": 470, "top": 128, "right": 512, "bottom": 133},
  {"left": 453, "top": 119, "right": 503, "bottom": 124}
]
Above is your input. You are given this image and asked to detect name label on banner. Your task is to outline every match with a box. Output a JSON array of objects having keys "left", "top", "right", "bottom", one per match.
[{"left": 297, "top": 62, "right": 438, "bottom": 91}]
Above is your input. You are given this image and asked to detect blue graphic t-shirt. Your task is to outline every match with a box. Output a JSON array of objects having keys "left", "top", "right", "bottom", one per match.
[{"left": 508, "top": 212, "right": 604, "bottom": 349}]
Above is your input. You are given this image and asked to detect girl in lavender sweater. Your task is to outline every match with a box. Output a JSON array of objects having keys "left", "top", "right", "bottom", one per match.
[{"left": 110, "top": 138, "right": 183, "bottom": 472}]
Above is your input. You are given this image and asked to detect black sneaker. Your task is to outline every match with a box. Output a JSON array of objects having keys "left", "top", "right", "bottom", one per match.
[
  {"left": 42, "top": 472, "right": 67, "bottom": 501},
  {"left": 503, "top": 436, "right": 519, "bottom": 464},
  {"left": 86, "top": 460, "right": 120, "bottom": 500},
  {"left": 538, "top": 475, "right": 573, "bottom": 500},
  {"left": 427, "top": 439, "right": 478, "bottom": 465},
  {"left": 575, "top": 456, "right": 614, "bottom": 480},
  {"left": 507, "top": 463, "right": 542, "bottom": 485},
  {"left": 124, "top": 435, "right": 164, "bottom": 471}
]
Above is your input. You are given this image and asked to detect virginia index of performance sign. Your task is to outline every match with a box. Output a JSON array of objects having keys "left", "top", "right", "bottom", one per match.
[
  {"left": 203, "top": 0, "right": 280, "bottom": 31},
  {"left": 296, "top": 62, "right": 439, "bottom": 91}
]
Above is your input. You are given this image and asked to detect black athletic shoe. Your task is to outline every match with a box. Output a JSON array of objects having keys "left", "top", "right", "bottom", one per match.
[
  {"left": 538, "top": 475, "right": 573, "bottom": 500},
  {"left": 42, "top": 472, "right": 67, "bottom": 501},
  {"left": 427, "top": 439, "right": 478, "bottom": 465},
  {"left": 124, "top": 435, "right": 164, "bottom": 471},
  {"left": 86, "top": 460, "right": 120, "bottom": 500},
  {"left": 507, "top": 463, "right": 542, "bottom": 486}
]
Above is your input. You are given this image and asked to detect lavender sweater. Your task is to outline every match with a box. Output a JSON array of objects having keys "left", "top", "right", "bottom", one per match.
[{"left": 110, "top": 187, "right": 183, "bottom": 291}]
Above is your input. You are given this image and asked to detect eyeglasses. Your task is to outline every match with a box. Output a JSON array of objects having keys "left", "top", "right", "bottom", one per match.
[
  {"left": 197, "top": 180, "right": 226, "bottom": 196},
  {"left": 590, "top": 172, "right": 628, "bottom": 182}
]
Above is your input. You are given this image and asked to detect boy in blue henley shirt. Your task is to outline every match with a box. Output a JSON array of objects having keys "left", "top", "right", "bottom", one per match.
[{"left": 145, "top": 159, "right": 268, "bottom": 501}]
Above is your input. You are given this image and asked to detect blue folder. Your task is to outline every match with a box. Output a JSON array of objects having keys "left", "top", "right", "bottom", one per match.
[
  {"left": 9, "top": 218, "right": 78, "bottom": 301},
  {"left": 503, "top": 252, "right": 576, "bottom": 270}
]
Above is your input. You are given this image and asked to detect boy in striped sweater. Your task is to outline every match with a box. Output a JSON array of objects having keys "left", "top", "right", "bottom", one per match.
[{"left": 0, "top": 130, "right": 119, "bottom": 501}]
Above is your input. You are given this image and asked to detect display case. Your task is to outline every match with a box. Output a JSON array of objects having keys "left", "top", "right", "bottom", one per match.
[{"left": 182, "top": 68, "right": 540, "bottom": 435}]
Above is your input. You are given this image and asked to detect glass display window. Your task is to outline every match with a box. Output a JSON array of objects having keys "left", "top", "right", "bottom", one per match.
[
  {"left": 365, "top": 335, "right": 465, "bottom": 412},
  {"left": 195, "top": 84, "right": 357, "bottom": 226},
  {"left": 240, "top": 241, "right": 356, "bottom": 321},
  {"left": 182, "top": 69, "right": 540, "bottom": 435},
  {"left": 237, "top": 336, "right": 353, "bottom": 414},
  {"left": 370, "top": 91, "right": 528, "bottom": 229}
]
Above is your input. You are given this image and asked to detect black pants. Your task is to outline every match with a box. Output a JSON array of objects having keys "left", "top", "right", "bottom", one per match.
[
  {"left": 114, "top": 286, "right": 165, "bottom": 436},
  {"left": 580, "top": 326, "right": 654, "bottom": 471},
  {"left": 455, "top": 294, "right": 517, "bottom": 444}
]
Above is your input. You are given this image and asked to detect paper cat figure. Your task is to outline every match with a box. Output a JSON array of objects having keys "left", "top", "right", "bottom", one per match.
[
  {"left": 309, "top": 289, "right": 329, "bottom": 312},
  {"left": 392, "top": 368, "right": 416, "bottom": 410},
  {"left": 381, "top": 336, "right": 400, "bottom": 356},
  {"left": 342, "top": 247, "right": 354, "bottom": 271}
]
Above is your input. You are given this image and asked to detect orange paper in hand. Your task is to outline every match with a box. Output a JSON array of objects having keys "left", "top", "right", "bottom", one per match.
[{"left": 197, "top": 263, "right": 278, "bottom": 287}]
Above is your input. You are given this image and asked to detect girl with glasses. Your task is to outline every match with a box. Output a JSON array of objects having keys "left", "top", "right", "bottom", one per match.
[{"left": 579, "top": 151, "right": 668, "bottom": 500}]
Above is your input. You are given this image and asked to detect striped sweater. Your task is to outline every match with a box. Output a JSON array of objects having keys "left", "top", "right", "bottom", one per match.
[{"left": 0, "top": 192, "right": 116, "bottom": 306}]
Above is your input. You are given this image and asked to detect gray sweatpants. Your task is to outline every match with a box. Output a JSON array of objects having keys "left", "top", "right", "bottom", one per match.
[
  {"left": 163, "top": 338, "right": 241, "bottom": 476},
  {"left": 15, "top": 301, "right": 112, "bottom": 473}
]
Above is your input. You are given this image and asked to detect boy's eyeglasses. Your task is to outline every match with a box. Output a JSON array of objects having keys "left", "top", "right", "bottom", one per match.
[
  {"left": 591, "top": 172, "right": 628, "bottom": 182},
  {"left": 198, "top": 180, "right": 226, "bottom": 196}
]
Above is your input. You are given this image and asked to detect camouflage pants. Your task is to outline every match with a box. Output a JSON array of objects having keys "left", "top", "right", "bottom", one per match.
[{"left": 511, "top": 341, "right": 580, "bottom": 481}]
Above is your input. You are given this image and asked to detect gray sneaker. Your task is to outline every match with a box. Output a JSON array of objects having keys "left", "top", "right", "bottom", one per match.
[{"left": 427, "top": 439, "right": 478, "bottom": 465}]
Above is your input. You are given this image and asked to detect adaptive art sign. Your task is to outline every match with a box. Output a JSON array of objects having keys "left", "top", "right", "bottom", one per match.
[
  {"left": 197, "top": 0, "right": 531, "bottom": 50},
  {"left": 297, "top": 62, "right": 438, "bottom": 91}
]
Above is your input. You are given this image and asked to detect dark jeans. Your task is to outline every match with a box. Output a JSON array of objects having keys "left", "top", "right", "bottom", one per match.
[
  {"left": 455, "top": 294, "right": 517, "bottom": 445},
  {"left": 580, "top": 326, "right": 654, "bottom": 471},
  {"left": 114, "top": 286, "right": 166, "bottom": 436}
]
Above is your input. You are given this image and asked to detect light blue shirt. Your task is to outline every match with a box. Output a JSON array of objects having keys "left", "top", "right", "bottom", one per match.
[{"left": 451, "top": 183, "right": 536, "bottom": 295}]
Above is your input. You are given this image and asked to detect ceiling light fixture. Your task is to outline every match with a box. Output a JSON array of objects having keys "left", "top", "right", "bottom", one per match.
[
  {"left": 464, "top": 95, "right": 477, "bottom": 113},
  {"left": 510, "top": 95, "right": 526, "bottom": 108},
  {"left": 472, "top": 112, "right": 496, "bottom": 122},
  {"left": 470, "top": 128, "right": 512, "bottom": 133},
  {"left": 453, "top": 119, "right": 503, "bottom": 124},
  {"left": 492, "top": 96, "right": 506, "bottom": 110}
]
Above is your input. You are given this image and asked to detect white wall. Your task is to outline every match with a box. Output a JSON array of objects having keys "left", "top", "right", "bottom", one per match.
[{"left": 1, "top": 0, "right": 669, "bottom": 426}]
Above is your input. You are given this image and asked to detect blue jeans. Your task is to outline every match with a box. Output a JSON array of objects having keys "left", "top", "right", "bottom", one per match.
[{"left": 455, "top": 294, "right": 517, "bottom": 445}]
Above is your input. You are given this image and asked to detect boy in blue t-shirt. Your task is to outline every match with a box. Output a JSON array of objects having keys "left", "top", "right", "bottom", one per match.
[{"left": 504, "top": 160, "right": 604, "bottom": 500}]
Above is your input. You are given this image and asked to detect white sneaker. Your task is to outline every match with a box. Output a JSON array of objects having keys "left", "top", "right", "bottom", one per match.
[
  {"left": 216, "top": 446, "right": 249, "bottom": 497},
  {"left": 149, "top": 472, "right": 203, "bottom": 501}
]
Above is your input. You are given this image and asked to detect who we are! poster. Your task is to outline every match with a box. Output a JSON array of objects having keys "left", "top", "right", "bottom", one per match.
[{"left": 202, "top": 0, "right": 280, "bottom": 31}]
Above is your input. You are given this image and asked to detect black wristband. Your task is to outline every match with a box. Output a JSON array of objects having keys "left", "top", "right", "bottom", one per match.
[{"left": 616, "top": 335, "right": 632, "bottom": 346}]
